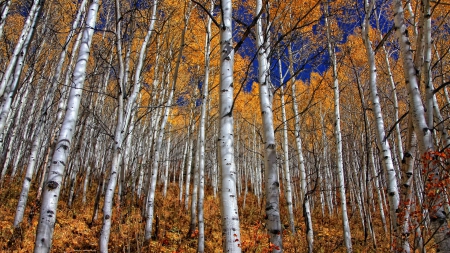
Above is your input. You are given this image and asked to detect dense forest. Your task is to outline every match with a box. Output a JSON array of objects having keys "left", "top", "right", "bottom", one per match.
[{"left": 0, "top": 0, "right": 450, "bottom": 252}]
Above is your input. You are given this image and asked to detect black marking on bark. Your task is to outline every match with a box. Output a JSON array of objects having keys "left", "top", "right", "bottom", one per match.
[
  {"left": 47, "top": 210, "right": 54, "bottom": 214},
  {"left": 267, "top": 143, "right": 275, "bottom": 149},
  {"left": 273, "top": 181, "right": 279, "bottom": 187},
  {"left": 266, "top": 206, "right": 274, "bottom": 211},
  {"left": 270, "top": 229, "right": 281, "bottom": 235},
  {"left": 406, "top": 172, "right": 412, "bottom": 178},
  {"left": 26, "top": 177, "right": 31, "bottom": 182},
  {"left": 389, "top": 192, "right": 395, "bottom": 196},
  {"left": 47, "top": 181, "right": 59, "bottom": 190},
  {"left": 105, "top": 215, "right": 110, "bottom": 220}
]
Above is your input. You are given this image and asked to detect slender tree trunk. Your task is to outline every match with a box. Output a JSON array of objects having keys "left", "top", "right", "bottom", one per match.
[
  {"left": 278, "top": 57, "right": 295, "bottom": 235},
  {"left": 362, "top": 0, "right": 399, "bottom": 242},
  {"left": 100, "top": 1, "right": 158, "bottom": 250},
  {"left": 197, "top": 3, "right": 212, "bottom": 250},
  {"left": 218, "top": 1, "right": 241, "bottom": 251},
  {"left": 0, "top": 0, "right": 11, "bottom": 42},
  {"left": 288, "top": 44, "right": 313, "bottom": 249},
  {"left": 184, "top": 111, "right": 195, "bottom": 210},
  {"left": 145, "top": 3, "right": 190, "bottom": 241},
  {"left": 255, "top": 1, "right": 282, "bottom": 251},
  {"left": 324, "top": 1, "right": 352, "bottom": 251},
  {"left": 0, "top": 0, "right": 43, "bottom": 98},
  {"left": 393, "top": 0, "right": 450, "bottom": 250},
  {"left": 162, "top": 127, "right": 171, "bottom": 197},
  {"left": 33, "top": 1, "right": 99, "bottom": 251}
]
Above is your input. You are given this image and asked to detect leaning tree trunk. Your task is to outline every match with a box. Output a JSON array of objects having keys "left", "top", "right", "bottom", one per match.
[
  {"left": 33, "top": 1, "right": 99, "bottom": 252},
  {"left": 362, "top": 0, "right": 399, "bottom": 243},
  {"left": 13, "top": 0, "right": 87, "bottom": 228},
  {"left": 0, "top": 0, "right": 43, "bottom": 99},
  {"left": 0, "top": 0, "right": 11, "bottom": 42}
]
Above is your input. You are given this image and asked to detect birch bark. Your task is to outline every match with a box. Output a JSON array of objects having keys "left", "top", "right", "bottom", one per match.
[
  {"left": 145, "top": 2, "right": 190, "bottom": 240},
  {"left": 278, "top": 57, "right": 295, "bottom": 235},
  {"left": 100, "top": 1, "right": 158, "bottom": 250},
  {"left": 218, "top": 0, "right": 241, "bottom": 251},
  {"left": 288, "top": 44, "right": 313, "bottom": 250},
  {"left": 255, "top": 1, "right": 282, "bottom": 251},
  {"left": 197, "top": 3, "right": 213, "bottom": 251},
  {"left": 34, "top": 1, "right": 99, "bottom": 251},
  {"left": 0, "top": 0, "right": 11, "bottom": 42},
  {"left": 393, "top": 0, "right": 450, "bottom": 249},
  {"left": 362, "top": 0, "right": 399, "bottom": 239},
  {"left": 324, "top": 1, "right": 352, "bottom": 251},
  {"left": 0, "top": 0, "right": 43, "bottom": 98}
]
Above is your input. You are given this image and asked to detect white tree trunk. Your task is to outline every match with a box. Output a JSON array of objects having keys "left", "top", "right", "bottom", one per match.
[
  {"left": 0, "top": 0, "right": 11, "bottom": 42},
  {"left": 218, "top": 1, "right": 241, "bottom": 251},
  {"left": 99, "top": 1, "right": 158, "bottom": 251},
  {"left": 197, "top": 2, "right": 212, "bottom": 250},
  {"left": 255, "top": 1, "right": 282, "bottom": 251},
  {"left": 288, "top": 44, "right": 313, "bottom": 250},
  {"left": 145, "top": 3, "right": 190, "bottom": 241},
  {"left": 362, "top": 0, "right": 399, "bottom": 238},
  {"left": 163, "top": 127, "right": 171, "bottom": 197},
  {"left": 33, "top": 1, "right": 99, "bottom": 251},
  {"left": 0, "top": 0, "right": 43, "bottom": 98},
  {"left": 278, "top": 57, "right": 295, "bottom": 235},
  {"left": 324, "top": 2, "right": 352, "bottom": 251},
  {"left": 393, "top": 0, "right": 450, "bottom": 250},
  {"left": 184, "top": 111, "right": 195, "bottom": 210},
  {"left": 13, "top": 0, "right": 87, "bottom": 225}
]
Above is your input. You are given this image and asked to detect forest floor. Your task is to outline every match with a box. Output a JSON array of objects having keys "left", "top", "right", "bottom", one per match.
[{"left": 0, "top": 178, "right": 393, "bottom": 252}]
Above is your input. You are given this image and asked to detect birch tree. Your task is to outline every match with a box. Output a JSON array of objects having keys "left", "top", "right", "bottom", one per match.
[
  {"left": 361, "top": 0, "right": 399, "bottom": 240},
  {"left": 145, "top": 1, "right": 191, "bottom": 241},
  {"left": 288, "top": 44, "right": 313, "bottom": 252},
  {"left": 0, "top": 0, "right": 11, "bottom": 42},
  {"left": 99, "top": 0, "right": 158, "bottom": 250},
  {"left": 13, "top": 0, "right": 88, "bottom": 228},
  {"left": 393, "top": 0, "right": 450, "bottom": 250},
  {"left": 255, "top": 1, "right": 282, "bottom": 251},
  {"left": 324, "top": 1, "right": 352, "bottom": 251},
  {"left": 0, "top": 0, "right": 44, "bottom": 99},
  {"left": 197, "top": 1, "right": 213, "bottom": 251},
  {"left": 217, "top": 0, "right": 241, "bottom": 251},
  {"left": 33, "top": 1, "right": 99, "bottom": 252}
]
